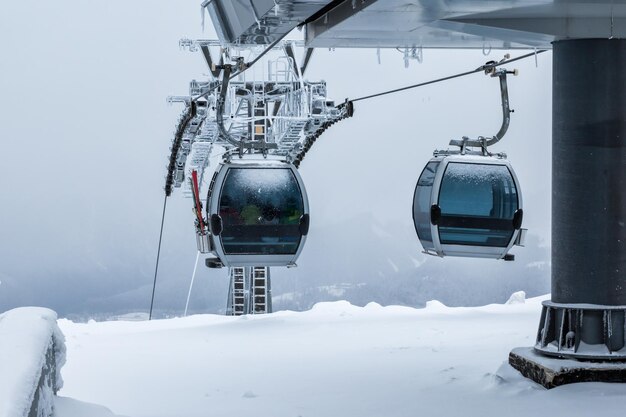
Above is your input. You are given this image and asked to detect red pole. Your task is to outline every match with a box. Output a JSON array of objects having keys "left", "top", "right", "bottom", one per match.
[{"left": 191, "top": 170, "right": 205, "bottom": 230}]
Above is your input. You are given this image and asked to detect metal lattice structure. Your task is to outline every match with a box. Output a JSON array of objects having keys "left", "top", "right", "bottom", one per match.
[
  {"left": 167, "top": 39, "right": 348, "bottom": 197},
  {"left": 167, "top": 36, "right": 351, "bottom": 315}
]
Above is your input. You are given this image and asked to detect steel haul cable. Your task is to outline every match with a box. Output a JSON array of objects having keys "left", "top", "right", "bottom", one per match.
[
  {"left": 294, "top": 49, "right": 548, "bottom": 166},
  {"left": 149, "top": 195, "right": 168, "bottom": 320},
  {"left": 349, "top": 49, "right": 547, "bottom": 103}
]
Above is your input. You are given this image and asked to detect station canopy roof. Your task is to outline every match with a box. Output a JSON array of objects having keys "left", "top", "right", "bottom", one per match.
[{"left": 206, "top": 0, "right": 626, "bottom": 49}]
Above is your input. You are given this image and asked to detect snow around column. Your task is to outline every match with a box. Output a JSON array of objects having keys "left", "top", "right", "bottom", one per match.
[{"left": 0, "top": 307, "right": 66, "bottom": 417}]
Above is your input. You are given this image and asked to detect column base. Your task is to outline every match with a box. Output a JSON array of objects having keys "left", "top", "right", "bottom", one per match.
[
  {"left": 535, "top": 301, "right": 626, "bottom": 360},
  {"left": 509, "top": 347, "right": 626, "bottom": 389}
]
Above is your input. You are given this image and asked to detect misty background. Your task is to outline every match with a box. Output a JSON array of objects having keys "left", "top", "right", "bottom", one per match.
[{"left": 0, "top": 1, "right": 552, "bottom": 319}]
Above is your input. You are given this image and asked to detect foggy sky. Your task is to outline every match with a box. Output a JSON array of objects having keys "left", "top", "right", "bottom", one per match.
[{"left": 0, "top": 1, "right": 552, "bottom": 317}]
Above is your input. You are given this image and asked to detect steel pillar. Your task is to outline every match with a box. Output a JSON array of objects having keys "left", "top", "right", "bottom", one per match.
[{"left": 535, "top": 39, "right": 626, "bottom": 359}]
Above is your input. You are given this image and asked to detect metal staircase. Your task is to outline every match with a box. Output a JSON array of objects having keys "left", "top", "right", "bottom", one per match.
[
  {"left": 277, "top": 120, "right": 307, "bottom": 151},
  {"left": 226, "top": 267, "right": 271, "bottom": 315},
  {"left": 252, "top": 267, "right": 271, "bottom": 314},
  {"left": 227, "top": 267, "right": 246, "bottom": 316}
]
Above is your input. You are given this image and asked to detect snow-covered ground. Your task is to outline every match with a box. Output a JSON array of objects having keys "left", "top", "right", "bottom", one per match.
[{"left": 55, "top": 294, "right": 626, "bottom": 417}]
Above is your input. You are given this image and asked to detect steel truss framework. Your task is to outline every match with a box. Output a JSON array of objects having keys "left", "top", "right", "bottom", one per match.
[
  {"left": 167, "top": 39, "right": 348, "bottom": 198},
  {"left": 166, "top": 38, "right": 351, "bottom": 315}
]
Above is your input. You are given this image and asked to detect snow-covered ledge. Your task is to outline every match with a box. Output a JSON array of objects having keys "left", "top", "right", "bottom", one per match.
[{"left": 0, "top": 308, "right": 66, "bottom": 417}]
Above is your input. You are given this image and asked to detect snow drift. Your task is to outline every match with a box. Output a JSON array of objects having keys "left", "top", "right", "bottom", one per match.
[
  {"left": 57, "top": 295, "right": 626, "bottom": 417},
  {"left": 0, "top": 307, "right": 65, "bottom": 417}
]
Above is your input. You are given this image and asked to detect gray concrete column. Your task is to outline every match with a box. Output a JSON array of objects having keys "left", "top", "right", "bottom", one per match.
[
  {"left": 534, "top": 39, "right": 626, "bottom": 359},
  {"left": 552, "top": 39, "right": 626, "bottom": 305}
]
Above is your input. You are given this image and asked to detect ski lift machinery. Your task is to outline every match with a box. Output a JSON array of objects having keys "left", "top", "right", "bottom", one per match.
[
  {"left": 413, "top": 63, "right": 526, "bottom": 261},
  {"left": 168, "top": 40, "right": 351, "bottom": 270}
]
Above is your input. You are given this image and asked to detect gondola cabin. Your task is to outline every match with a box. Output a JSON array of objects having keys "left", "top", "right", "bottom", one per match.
[
  {"left": 413, "top": 154, "right": 524, "bottom": 260},
  {"left": 206, "top": 159, "right": 309, "bottom": 267}
]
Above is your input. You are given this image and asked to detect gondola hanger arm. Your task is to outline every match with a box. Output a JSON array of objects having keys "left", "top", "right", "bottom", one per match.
[
  {"left": 488, "top": 68, "right": 516, "bottom": 146},
  {"left": 448, "top": 67, "right": 517, "bottom": 150}
]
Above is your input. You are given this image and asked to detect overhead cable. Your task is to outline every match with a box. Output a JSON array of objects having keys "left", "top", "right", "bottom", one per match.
[
  {"left": 296, "top": 49, "right": 548, "bottom": 166},
  {"left": 349, "top": 49, "right": 548, "bottom": 103}
]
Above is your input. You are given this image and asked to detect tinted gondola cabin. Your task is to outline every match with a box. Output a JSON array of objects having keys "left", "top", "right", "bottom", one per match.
[
  {"left": 205, "top": 159, "right": 310, "bottom": 267},
  {"left": 413, "top": 155, "right": 524, "bottom": 260}
]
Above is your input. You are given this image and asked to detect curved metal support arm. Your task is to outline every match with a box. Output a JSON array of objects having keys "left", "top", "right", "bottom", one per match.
[
  {"left": 449, "top": 68, "right": 515, "bottom": 151},
  {"left": 485, "top": 70, "right": 512, "bottom": 147},
  {"left": 215, "top": 65, "right": 247, "bottom": 148},
  {"left": 215, "top": 65, "right": 278, "bottom": 153}
]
